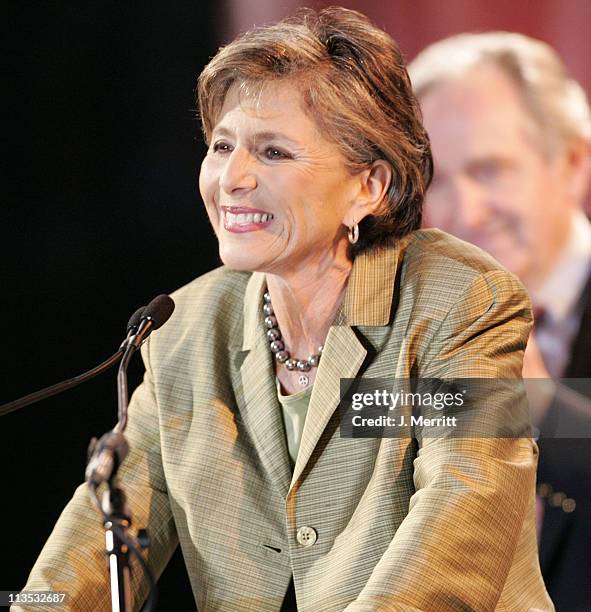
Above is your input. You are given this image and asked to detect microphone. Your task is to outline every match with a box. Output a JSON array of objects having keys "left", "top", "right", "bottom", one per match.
[
  {"left": 118, "top": 305, "right": 146, "bottom": 350},
  {"left": 114, "top": 295, "right": 175, "bottom": 428},
  {"left": 127, "top": 305, "right": 146, "bottom": 334},
  {"left": 86, "top": 295, "right": 175, "bottom": 488},
  {"left": 143, "top": 294, "right": 175, "bottom": 329},
  {"left": 125, "top": 295, "right": 175, "bottom": 351}
]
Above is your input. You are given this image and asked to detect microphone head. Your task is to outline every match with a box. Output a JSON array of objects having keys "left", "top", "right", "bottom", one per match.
[
  {"left": 126, "top": 305, "right": 146, "bottom": 333},
  {"left": 143, "top": 294, "right": 175, "bottom": 330}
]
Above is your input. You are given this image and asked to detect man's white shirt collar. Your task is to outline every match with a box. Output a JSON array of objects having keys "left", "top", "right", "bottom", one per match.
[{"left": 532, "top": 210, "right": 591, "bottom": 322}]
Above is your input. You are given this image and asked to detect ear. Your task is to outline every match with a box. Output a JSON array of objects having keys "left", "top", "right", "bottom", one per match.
[
  {"left": 564, "top": 138, "right": 591, "bottom": 204},
  {"left": 343, "top": 160, "right": 392, "bottom": 227}
]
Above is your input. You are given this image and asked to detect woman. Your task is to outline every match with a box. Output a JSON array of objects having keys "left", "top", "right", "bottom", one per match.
[{"left": 19, "top": 7, "right": 552, "bottom": 611}]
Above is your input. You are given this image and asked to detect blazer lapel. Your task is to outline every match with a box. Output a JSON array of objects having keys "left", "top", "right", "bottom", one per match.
[
  {"left": 290, "top": 244, "right": 403, "bottom": 490},
  {"left": 290, "top": 323, "right": 367, "bottom": 489},
  {"left": 234, "top": 272, "right": 293, "bottom": 497}
]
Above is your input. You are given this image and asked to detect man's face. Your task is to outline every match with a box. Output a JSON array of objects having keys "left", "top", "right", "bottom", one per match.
[{"left": 421, "top": 64, "right": 575, "bottom": 289}]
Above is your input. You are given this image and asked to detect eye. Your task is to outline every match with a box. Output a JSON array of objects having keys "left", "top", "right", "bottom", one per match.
[
  {"left": 470, "top": 159, "right": 506, "bottom": 183},
  {"left": 212, "top": 141, "right": 233, "bottom": 154},
  {"left": 263, "top": 147, "right": 290, "bottom": 161}
]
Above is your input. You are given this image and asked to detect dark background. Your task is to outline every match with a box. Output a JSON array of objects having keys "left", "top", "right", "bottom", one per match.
[{"left": 2, "top": 3, "right": 224, "bottom": 609}]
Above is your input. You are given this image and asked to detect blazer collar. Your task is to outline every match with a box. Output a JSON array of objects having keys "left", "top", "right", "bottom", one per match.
[
  {"left": 241, "top": 243, "right": 402, "bottom": 343},
  {"left": 242, "top": 271, "right": 267, "bottom": 351},
  {"left": 340, "top": 244, "right": 400, "bottom": 326}
]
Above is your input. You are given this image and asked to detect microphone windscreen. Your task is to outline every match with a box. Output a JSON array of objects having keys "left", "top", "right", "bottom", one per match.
[
  {"left": 144, "top": 294, "right": 175, "bottom": 330},
  {"left": 126, "top": 305, "right": 146, "bottom": 333}
]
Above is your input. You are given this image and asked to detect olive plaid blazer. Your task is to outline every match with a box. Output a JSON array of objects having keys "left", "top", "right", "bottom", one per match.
[{"left": 17, "top": 229, "right": 553, "bottom": 611}]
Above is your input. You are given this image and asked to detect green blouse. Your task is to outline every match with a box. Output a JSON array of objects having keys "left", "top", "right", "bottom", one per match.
[{"left": 276, "top": 380, "right": 313, "bottom": 469}]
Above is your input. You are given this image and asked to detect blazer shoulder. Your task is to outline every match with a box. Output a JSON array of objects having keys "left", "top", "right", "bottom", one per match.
[
  {"left": 405, "top": 228, "right": 526, "bottom": 288},
  {"left": 405, "top": 228, "right": 514, "bottom": 277},
  {"left": 170, "top": 265, "right": 251, "bottom": 315},
  {"left": 398, "top": 228, "right": 530, "bottom": 321},
  {"left": 143, "top": 266, "right": 250, "bottom": 361}
]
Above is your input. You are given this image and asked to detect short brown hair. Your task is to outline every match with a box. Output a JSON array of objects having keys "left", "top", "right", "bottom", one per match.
[{"left": 197, "top": 7, "right": 432, "bottom": 256}]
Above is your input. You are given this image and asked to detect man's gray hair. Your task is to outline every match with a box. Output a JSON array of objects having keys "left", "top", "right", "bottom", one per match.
[{"left": 408, "top": 32, "right": 591, "bottom": 153}]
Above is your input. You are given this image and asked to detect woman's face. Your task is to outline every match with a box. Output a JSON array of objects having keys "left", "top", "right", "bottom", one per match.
[{"left": 199, "top": 81, "right": 361, "bottom": 275}]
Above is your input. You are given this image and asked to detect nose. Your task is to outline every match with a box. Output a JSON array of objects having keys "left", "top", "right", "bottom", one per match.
[
  {"left": 452, "top": 176, "right": 490, "bottom": 231},
  {"left": 219, "top": 147, "right": 257, "bottom": 195}
]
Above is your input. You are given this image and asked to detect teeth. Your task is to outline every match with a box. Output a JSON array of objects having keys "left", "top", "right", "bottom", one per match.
[{"left": 225, "top": 211, "right": 274, "bottom": 224}]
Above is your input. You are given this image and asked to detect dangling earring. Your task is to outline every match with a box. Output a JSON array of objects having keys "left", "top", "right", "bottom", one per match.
[{"left": 348, "top": 222, "right": 359, "bottom": 245}]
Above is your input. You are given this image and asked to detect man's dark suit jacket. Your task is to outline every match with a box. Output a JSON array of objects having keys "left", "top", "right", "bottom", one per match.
[{"left": 538, "top": 274, "right": 591, "bottom": 611}]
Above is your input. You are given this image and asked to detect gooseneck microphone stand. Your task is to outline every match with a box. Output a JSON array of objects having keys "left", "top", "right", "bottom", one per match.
[{"left": 85, "top": 295, "right": 174, "bottom": 612}]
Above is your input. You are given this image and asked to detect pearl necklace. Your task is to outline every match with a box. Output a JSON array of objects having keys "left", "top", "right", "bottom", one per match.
[{"left": 262, "top": 291, "right": 323, "bottom": 387}]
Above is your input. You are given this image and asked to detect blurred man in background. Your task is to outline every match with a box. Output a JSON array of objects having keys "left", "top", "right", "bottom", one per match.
[{"left": 409, "top": 33, "right": 591, "bottom": 610}]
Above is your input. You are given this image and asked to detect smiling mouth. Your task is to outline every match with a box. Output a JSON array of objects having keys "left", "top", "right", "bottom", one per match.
[{"left": 222, "top": 207, "right": 275, "bottom": 233}]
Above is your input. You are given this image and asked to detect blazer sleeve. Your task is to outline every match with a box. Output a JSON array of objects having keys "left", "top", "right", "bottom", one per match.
[
  {"left": 345, "top": 270, "right": 546, "bottom": 611},
  {"left": 12, "top": 338, "right": 178, "bottom": 612}
]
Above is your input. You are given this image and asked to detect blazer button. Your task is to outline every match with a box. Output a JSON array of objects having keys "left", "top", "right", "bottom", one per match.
[{"left": 296, "top": 526, "right": 317, "bottom": 547}]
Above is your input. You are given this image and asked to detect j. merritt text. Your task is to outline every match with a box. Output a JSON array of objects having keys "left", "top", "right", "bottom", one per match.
[{"left": 351, "top": 415, "right": 458, "bottom": 427}]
